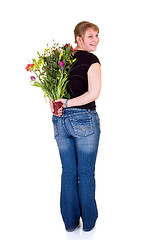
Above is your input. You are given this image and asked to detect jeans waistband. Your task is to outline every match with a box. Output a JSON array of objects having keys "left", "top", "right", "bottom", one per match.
[{"left": 62, "top": 108, "right": 97, "bottom": 117}]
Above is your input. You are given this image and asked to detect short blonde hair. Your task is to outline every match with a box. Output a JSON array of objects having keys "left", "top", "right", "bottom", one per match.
[{"left": 74, "top": 21, "right": 99, "bottom": 43}]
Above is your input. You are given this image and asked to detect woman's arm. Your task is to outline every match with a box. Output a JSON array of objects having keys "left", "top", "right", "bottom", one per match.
[{"left": 55, "top": 62, "right": 102, "bottom": 108}]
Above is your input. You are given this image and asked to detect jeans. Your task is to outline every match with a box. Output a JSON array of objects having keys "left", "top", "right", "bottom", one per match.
[{"left": 52, "top": 108, "right": 100, "bottom": 231}]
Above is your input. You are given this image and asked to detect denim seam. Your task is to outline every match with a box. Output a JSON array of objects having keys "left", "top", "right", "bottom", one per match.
[
  {"left": 62, "top": 117, "right": 71, "bottom": 136},
  {"left": 52, "top": 117, "right": 59, "bottom": 137}
]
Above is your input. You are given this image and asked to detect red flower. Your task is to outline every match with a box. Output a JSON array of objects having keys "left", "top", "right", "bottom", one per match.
[
  {"left": 63, "top": 43, "right": 76, "bottom": 52},
  {"left": 25, "top": 64, "right": 34, "bottom": 72},
  {"left": 70, "top": 45, "right": 76, "bottom": 52},
  {"left": 64, "top": 43, "right": 70, "bottom": 49}
]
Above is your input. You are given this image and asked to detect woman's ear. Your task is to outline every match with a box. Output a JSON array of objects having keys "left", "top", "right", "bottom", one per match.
[{"left": 76, "top": 36, "right": 83, "bottom": 45}]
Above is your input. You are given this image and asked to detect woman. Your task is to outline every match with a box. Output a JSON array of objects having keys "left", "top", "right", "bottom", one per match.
[{"left": 49, "top": 21, "right": 102, "bottom": 232}]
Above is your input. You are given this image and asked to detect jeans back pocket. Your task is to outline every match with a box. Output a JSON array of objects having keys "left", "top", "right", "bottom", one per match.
[{"left": 69, "top": 116, "right": 94, "bottom": 137}]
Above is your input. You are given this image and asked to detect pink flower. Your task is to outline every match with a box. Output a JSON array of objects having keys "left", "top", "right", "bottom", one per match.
[
  {"left": 30, "top": 76, "right": 36, "bottom": 80},
  {"left": 58, "top": 61, "right": 64, "bottom": 67}
]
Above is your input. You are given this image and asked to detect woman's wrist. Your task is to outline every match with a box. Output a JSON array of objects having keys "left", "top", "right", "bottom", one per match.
[
  {"left": 65, "top": 99, "right": 69, "bottom": 108},
  {"left": 66, "top": 99, "right": 72, "bottom": 108}
]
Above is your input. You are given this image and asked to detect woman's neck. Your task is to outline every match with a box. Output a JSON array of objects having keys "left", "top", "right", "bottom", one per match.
[{"left": 75, "top": 45, "right": 86, "bottom": 51}]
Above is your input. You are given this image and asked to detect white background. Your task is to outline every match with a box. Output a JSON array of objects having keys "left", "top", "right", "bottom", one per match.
[{"left": 0, "top": 0, "right": 160, "bottom": 239}]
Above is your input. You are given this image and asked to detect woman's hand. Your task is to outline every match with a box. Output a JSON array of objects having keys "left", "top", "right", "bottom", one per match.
[
  {"left": 54, "top": 98, "right": 67, "bottom": 108},
  {"left": 49, "top": 98, "right": 64, "bottom": 117}
]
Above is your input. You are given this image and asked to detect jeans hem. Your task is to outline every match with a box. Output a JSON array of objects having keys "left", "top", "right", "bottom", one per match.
[
  {"left": 65, "top": 222, "right": 80, "bottom": 232},
  {"left": 83, "top": 224, "right": 96, "bottom": 232},
  {"left": 83, "top": 217, "right": 97, "bottom": 232}
]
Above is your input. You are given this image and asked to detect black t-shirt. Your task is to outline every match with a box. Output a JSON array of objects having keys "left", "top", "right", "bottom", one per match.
[{"left": 67, "top": 50, "right": 100, "bottom": 110}]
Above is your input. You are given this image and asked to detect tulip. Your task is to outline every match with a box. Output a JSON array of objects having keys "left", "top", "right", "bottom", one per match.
[{"left": 30, "top": 76, "right": 36, "bottom": 80}]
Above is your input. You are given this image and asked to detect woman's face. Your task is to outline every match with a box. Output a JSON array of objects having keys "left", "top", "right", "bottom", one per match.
[{"left": 77, "top": 28, "right": 100, "bottom": 52}]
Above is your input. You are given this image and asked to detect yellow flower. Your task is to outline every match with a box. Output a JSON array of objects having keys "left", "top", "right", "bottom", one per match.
[
  {"left": 33, "top": 64, "right": 38, "bottom": 70},
  {"left": 59, "top": 53, "right": 62, "bottom": 61},
  {"left": 37, "top": 58, "right": 44, "bottom": 67},
  {"left": 66, "top": 58, "right": 72, "bottom": 64}
]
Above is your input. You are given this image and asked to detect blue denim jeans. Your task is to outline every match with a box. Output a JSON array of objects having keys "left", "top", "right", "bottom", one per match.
[{"left": 52, "top": 108, "right": 100, "bottom": 231}]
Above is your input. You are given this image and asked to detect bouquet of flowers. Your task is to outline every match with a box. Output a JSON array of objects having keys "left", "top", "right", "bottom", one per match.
[{"left": 25, "top": 41, "right": 76, "bottom": 114}]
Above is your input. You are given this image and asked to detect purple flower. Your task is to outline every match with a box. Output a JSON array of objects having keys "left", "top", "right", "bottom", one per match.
[
  {"left": 30, "top": 76, "right": 36, "bottom": 80},
  {"left": 58, "top": 61, "right": 64, "bottom": 67}
]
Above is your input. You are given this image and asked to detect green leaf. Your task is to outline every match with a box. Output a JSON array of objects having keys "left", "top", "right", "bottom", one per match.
[{"left": 66, "top": 45, "right": 71, "bottom": 54}]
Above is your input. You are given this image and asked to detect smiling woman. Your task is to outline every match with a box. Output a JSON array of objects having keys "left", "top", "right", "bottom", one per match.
[{"left": 49, "top": 21, "right": 102, "bottom": 232}]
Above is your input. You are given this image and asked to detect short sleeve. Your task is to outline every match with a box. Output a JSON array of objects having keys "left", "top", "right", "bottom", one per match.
[{"left": 87, "top": 53, "right": 101, "bottom": 66}]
